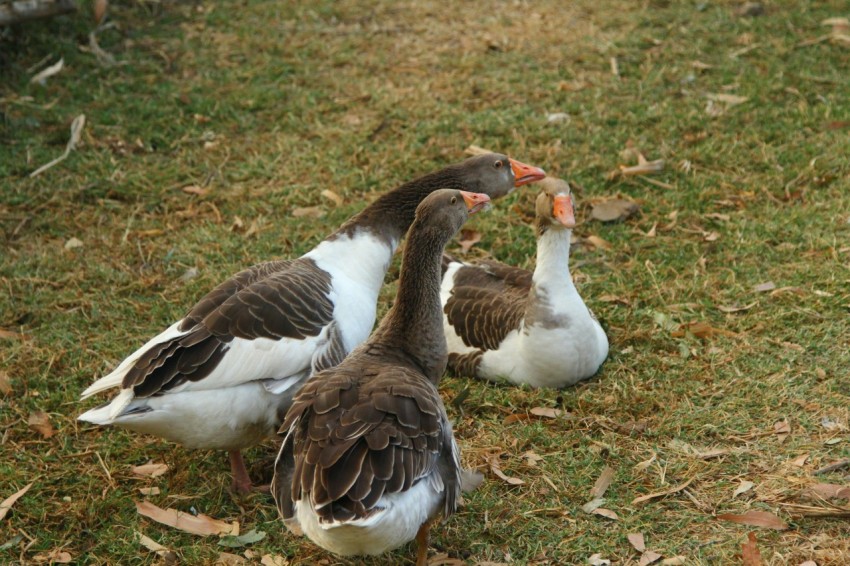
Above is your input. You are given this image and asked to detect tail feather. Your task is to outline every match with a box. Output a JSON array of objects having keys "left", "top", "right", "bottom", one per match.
[
  {"left": 80, "top": 320, "right": 188, "bottom": 400},
  {"left": 77, "top": 388, "right": 135, "bottom": 425}
]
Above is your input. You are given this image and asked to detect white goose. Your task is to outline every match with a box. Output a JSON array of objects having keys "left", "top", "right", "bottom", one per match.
[
  {"left": 440, "top": 177, "right": 608, "bottom": 388},
  {"left": 78, "top": 154, "right": 545, "bottom": 492},
  {"left": 272, "top": 189, "right": 490, "bottom": 564}
]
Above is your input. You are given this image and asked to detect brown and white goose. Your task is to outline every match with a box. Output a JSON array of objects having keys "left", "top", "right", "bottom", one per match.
[
  {"left": 78, "top": 154, "right": 545, "bottom": 493},
  {"left": 440, "top": 177, "right": 608, "bottom": 388},
  {"left": 272, "top": 189, "right": 489, "bottom": 564}
]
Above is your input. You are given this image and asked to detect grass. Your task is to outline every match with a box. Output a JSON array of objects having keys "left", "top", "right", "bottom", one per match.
[{"left": 2, "top": 0, "right": 849, "bottom": 564}]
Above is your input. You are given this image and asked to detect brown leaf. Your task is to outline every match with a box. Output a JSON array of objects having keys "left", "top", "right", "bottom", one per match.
[
  {"left": 458, "top": 229, "right": 482, "bottom": 254},
  {"left": 28, "top": 411, "right": 55, "bottom": 438},
  {"left": 488, "top": 459, "right": 525, "bottom": 486},
  {"left": 639, "top": 551, "right": 663, "bottom": 566},
  {"left": 33, "top": 550, "right": 73, "bottom": 564},
  {"left": 591, "top": 466, "right": 616, "bottom": 499},
  {"left": 707, "top": 93, "right": 749, "bottom": 105},
  {"left": 291, "top": 206, "right": 325, "bottom": 219},
  {"left": 774, "top": 420, "right": 791, "bottom": 440},
  {"left": 592, "top": 508, "right": 619, "bottom": 520},
  {"left": 138, "top": 487, "right": 161, "bottom": 496},
  {"left": 94, "top": 0, "right": 108, "bottom": 24},
  {"left": 753, "top": 281, "right": 776, "bottom": 293},
  {"left": 734, "top": 481, "right": 755, "bottom": 498},
  {"left": 135, "top": 500, "right": 237, "bottom": 536},
  {"left": 717, "top": 302, "right": 757, "bottom": 313},
  {"left": 703, "top": 231, "right": 721, "bottom": 242},
  {"left": 217, "top": 552, "right": 248, "bottom": 565},
  {"left": 591, "top": 199, "right": 640, "bottom": 223},
  {"left": 132, "top": 463, "right": 169, "bottom": 478},
  {"left": 741, "top": 532, "right": 763, "bottom": 566},
  {"left": 584, "top": 235, "right": 612, "bottom": 250},
  {"left": 660, "top": 558, "right": 686, "bottom": 565},
  {"left": 182, "top": 185, "right": 209, "bottom": 196},
  {"left": 320, "top": 189, "right": 343, "bottom": 207},
  {"left": 0, "top": 371, "right": 11, "bottom": 395},
  {"left": 717, "top": 510, "right": 788, "bottom": 530},
  {"left": 627, "top": 533, "right": 646, "bottom": 552},
  {"left": 809, "top": 483, "right": 850, "bottom": 500},
  {"left": 529, "top": 407, "right": 563, "bottom": 419},
  {"left": 260, "top": 555, "right": 290, "bottom": 566},
  {"left": 790, "top": 454, "right": 809, "bottom": 467},
  {"left": 598, "top": 294, "right": 631, "bottom": 306},
  {"left": 0, "top": 483, "right": 33, "bottom": 521},
  {"left": 671, "top": 322, "right": 737, "bottom": 339},
  {"left": 135, "top": 531, "right": 171, "bottom": 557},
  {"left": 632, "top": 478, "right": 694, "bottom": 505}
]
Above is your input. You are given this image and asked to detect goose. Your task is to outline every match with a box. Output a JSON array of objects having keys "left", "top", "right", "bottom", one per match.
[
  {"left": 78, "top": 153, "right": 545, "bottom": 493},
  {"left": 272, "top": 189, "right": 489, "bottom": 565},
  {"left": 440, "top": 177, "right": 608, "bottom": 388}
]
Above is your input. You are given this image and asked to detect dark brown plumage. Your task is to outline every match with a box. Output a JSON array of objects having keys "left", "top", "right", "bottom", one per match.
[{"left": 272, "top": 189, "right": 489, "bottom": 562}]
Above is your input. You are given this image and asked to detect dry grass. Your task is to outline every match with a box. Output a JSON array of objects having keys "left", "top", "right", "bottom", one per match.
[{"left": 2, "top": 0, "right": 849, "bottom": 564}]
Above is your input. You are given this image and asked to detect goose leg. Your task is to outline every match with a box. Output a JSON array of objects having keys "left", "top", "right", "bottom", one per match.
[
  {"left": 228, "top": 450, "right": 252, "bottom": 494},
  {"left": 414, "top": 519, "right": 432, "bottom": 566}
]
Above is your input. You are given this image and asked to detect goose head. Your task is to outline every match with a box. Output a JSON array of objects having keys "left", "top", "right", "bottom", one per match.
[
  {"left": 535, "top": 177, "right": 576, "bottom": 229},
  {"left": 457, "top": 153, "right": 546, "bottom": 199},
  {"left": 415, "top": 189, "right": 491, "bottom": 240}
]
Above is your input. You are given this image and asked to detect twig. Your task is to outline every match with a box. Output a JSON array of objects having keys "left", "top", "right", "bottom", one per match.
[
  {"left": 29, "top": 115, "right": 86, "bottom": 178},
  {"left": 814, "top": 459, "right": 850, "bottom": 475}
]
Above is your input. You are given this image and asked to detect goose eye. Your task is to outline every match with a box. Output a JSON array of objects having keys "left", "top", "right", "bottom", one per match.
[
  {"left": 494, "top": 161, "right": 503, "bottom": 169},
  {"left": 450, "top": 196, "right": 457, "bottom": 204}
]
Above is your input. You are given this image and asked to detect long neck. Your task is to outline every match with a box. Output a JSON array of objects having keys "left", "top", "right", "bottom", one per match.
[
  {"left": 333, "top": 167, "right": 467, "bottom": 248},
  {"left": 532, "top": 223, "right": 574, "bottom": 289},
  {"left": 370, "top": 222, "right": 448, "bottom": 383}
]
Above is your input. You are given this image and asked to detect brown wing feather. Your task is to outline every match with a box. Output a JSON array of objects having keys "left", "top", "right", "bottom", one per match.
[
  {"left": 273, "top": 362, "right": 457, "bottom": 525},
  {"left": 443, "top": 259, "right": 531, "bottom": 352},
  {"left": 121, "top": 257, "right": 335, "bottom": 396}
]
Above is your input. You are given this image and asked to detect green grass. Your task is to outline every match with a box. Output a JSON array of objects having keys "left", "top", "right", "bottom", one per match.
[{"left": 2, "top": 0, "right": 850, "bottom": 564}]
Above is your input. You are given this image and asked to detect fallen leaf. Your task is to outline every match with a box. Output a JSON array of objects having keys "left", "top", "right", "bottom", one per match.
[
  {"left": 734, "top": 481, "right": 755, "bottom": 498},
  {"left": 182, "top": 185, "right": 209, "bottom": 196},
  {"left": 640, "top": 551, "right": 663, "bottom": 566},
  {"left": 138, "top": 487, "right": 161, "bottom": 496},
  {"left": 790, "top": 454, "right": 809, "bottom": 467},
  {"left": 618, "top": 159, "right": 665, "bottom": 177},
  {"left": 30, "top": 58, "right": 64, "bottom": 85},
  {"left": 28, "top": 411, "right": 55, "bottom": 438},
  {"left": 588, "top": 554, "right": 611, "bottom": 566},
  {"left": 598, "top": 294, "right": 631, "bottom": 306},
  {"left": 33, "top": 550, "right": 73, "bottom": 564},
  {"left": 717, "top": 510, "right": 788, "bottom": 530},
  {"left": 546, "top": 112, "right": 570, "bottom": 124},
  {"left": 592, "top": 508, "right": 619, "bottom": 520},
  {"left": 522, "top": 451, "right": 544, "bottom": 466},
  {"left": 753, "top": 281, "right": 776, "bottom": 293},
  {"left": 706, "top": 93, "right": 749, "bottom": 105},
  {"left": 809, "top": 483, "right": 850, "bottom": 500},
  {"left": 132, "top": 463, "right": 169, "bottom": 478},
  {"left": 135, "top": 531, "right": 171, "bottom": 557},
  {"left": 632, "top": 478, "right": 694, "bottom": 505},
  {"left": 30, "top": 114, "right": 86, "bottom": 178},
  {"left": 458, "top": 229, "right": 482, "bottom": 254},
  {"left": 704, "top": 231, "right": 721, "bottom": 242},
  {"left": 488, "top": 459, "right": 524, "bottom": 486},
  {"left": 320, "top": 189, "right": 343, "bottom": 207},
  {"left": 627, "top": 533, "right": 646, "bottom": 552},
  {"left": 0, "top": 371, "right": 11, "bottom": 395},
  {"left": 135, "top": 500, "right": 237, "bottom": 536},
  {"left": 591, "top": 199, "right": 640, "bottom": 223},
  {"left": 634, "top": 453, "right": 657, "bottom": 472},
  {"left": 774, "top": 421, "right": 791, "bottom": 442},
  {"left": 584, "top": 235, "right": 612, "bottom": 250},
  {"left": 798, "top": 562, "right": 817, "bottom": 566},
  {"left": 260, "top": 555, "right": 289, "bottom": 566},
  {"left": 671, "top": 322, "right": 737, "bottom": 339},
  {"left": 529, "top": 407, "right": 563, "bottom": 419},
  {"left": 824, "top": 438, "right": 842, "bottom": 446},
  {"left": 582, "top": 498, "right": 606, "bottom": 513},
  {"left": 291, "top": 206, "right": 325, "bottom": 219},
  {"left": 0, "top": 535, "right": 23, "bottom": 550},
  {"left": 741, "top": 532, "right": 762, "bottom": 566},
  {"left": 717, "top": 302, "right": 757, "bottom": 313},
  {"left": 0, "top": 483, "right": 33, "bottom": 521},
  {"left": 216, "top": 552, "right": 248, "bottom": 565},
  {"left": 64, "top": 237, "right": 84, "bottom": 250},
  {"left": 591, "top": 466, "right": 616, "bottom": 499},
  {"left": 661, "top": 558, "right": 686, "bottom": 566},
  {"left": 219, "top": 529, "right": 266, "bottom": 548},
  {"left": 94, "top": 0, "right": 108, "bottom": 24}
]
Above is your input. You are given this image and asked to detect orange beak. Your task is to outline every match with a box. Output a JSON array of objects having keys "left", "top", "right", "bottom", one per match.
[
  {"left": 509, "top": 158, "right": 546, "bottom": 187},
  {"left": 553, "top": 194, "right": 575, "bottom": 228},
  {"left": 460, "top": 191, "right": 491, "bottom": 214}
]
